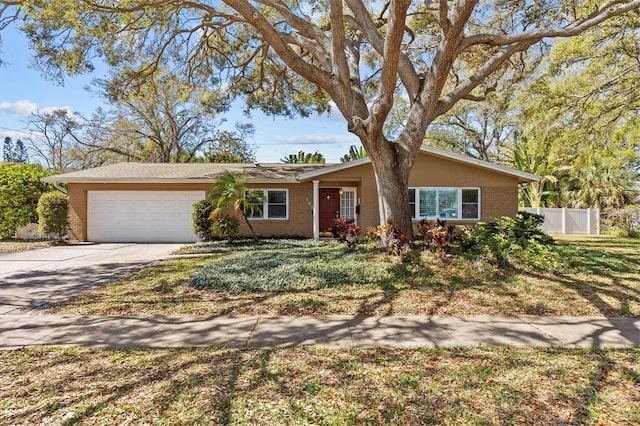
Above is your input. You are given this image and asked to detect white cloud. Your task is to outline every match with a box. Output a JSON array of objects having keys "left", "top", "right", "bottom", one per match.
[
  {"left": 0, "top": 130, "right": 30, "bottom": 140},
  {"left": 39, "top": 106, "right": 74, "bottom": 116},
  {"left": 0, "top": 100, "right": 38, "bottom": 116}
]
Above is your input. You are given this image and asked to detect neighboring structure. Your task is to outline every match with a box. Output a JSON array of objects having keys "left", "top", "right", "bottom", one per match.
[{"left": 42, "top": 146, "right": 540, "bottom": 242}]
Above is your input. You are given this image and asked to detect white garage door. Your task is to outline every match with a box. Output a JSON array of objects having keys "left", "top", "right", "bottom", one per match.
[{"left": 87, "top": 191, "right": 206, "bottom": 242}]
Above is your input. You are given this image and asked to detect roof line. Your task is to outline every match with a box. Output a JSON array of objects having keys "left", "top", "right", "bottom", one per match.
[
  {"left": 298, "top": 145, "right": 540, "bottom": 183},
  {"left": 41, "top": 177, "right": 300, "bottom": 184}
]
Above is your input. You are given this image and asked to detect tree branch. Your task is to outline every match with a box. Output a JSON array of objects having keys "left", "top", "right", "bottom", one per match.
[
  {"left": 223, "top": 0, "right": 333, "bottom": 92},
  {"left": 369, "top": 0, "right": 411, "bottom": 133},
  {"left": 344, "top": 0, "right": 420, "bottom": 99},
  {"left": 457, "top": 0, "right": 640, "bottom": 52}
]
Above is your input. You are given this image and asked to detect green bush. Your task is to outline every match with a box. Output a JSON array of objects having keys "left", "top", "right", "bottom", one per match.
[
  {"left": 192, "top": 200, "right": 214, "bottom": 240},
  {"left": 212, "top": 215, "right": 240, "bottom": 241},
  {"left": 37, "top": 191, "right": 69, "bottom": 241},
  {"left": 0, "top": 163, "right": 52, "bottom": 238},
  {"left": 452, "top": 211, "right": 555, "bottom": 268}
]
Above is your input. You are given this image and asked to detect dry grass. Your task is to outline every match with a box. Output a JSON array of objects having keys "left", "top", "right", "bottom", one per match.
[
  {"left": 1, "top": 346, "right": 637, "bottom": 425},
  {"left": 51, "top": 235, "right": 640, "bottom": 317},
  {"left": 0, "top": 240, "right": 53, "bottom": 254}
]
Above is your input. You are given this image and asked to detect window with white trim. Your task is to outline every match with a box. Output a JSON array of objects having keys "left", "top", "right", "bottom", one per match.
[
  {"left": 408, "top": 187, "right": 480, "bottom": 220},
  {"left": 246, "top": 189, "right": 288, "bottom": 219}
]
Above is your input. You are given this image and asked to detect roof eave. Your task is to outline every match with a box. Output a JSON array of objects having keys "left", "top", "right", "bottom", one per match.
[
  {"left": 42, "top": 177, "right": 300, "bottom": 184},
  {"left": 297, "top": 158, "right": 371, "bottom": 181}
]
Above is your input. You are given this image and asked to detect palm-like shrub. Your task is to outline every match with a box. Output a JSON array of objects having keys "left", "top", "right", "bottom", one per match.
[{"left": 209, "top": 171, "right": 263, "bottom": 240}]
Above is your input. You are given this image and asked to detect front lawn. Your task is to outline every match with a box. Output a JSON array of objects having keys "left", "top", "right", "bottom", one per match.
[
  {"left": 1, "top": 346, "right": 638, "bottom": 425},
  {"left": 51, "top": 236, "right": 640, "bottom": 317}
]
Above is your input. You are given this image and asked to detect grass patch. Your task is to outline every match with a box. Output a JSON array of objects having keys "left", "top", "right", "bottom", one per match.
[
  {"left": 0, "top": 239, "right": 53, "bottom": 254},
  {"left": 175, "top": 238, "right": 325, "bottom": 254},
  {"left": 51, "top": 236, "right": 640, "bottom": 317},
  {"left": 190, "top": 244, "right": 394, "bottom": 292},
  {"left": 1, "top": 346, "right": 638, "bottom": 425}
]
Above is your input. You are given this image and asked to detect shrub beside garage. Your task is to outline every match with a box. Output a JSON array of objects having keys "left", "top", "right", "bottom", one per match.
[{"left": 0, "top": 163, "right": 52, "bottom": 239}]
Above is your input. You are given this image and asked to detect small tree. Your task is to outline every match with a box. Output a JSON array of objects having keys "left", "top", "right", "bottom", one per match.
[
  {"left": 192, "top": 199, "right": 214, "bottom": 240},
  {"left": 209, "top": 172, "right": 263, "bottom": 240},
  {"left": 37, "top": 191, "right": 69, "bottom": 242}
]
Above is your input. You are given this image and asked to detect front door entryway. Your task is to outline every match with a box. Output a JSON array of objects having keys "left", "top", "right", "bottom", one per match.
[{"left": 319, "top": 188, "right": 340, "bottom": 232}]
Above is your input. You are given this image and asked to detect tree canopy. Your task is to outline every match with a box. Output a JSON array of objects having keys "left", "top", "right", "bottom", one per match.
[{"left": 4, "top": 0, "right": 640, "bottom": 232}]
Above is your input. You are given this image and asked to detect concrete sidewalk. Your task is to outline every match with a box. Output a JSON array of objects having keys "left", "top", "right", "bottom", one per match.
[{"left": 1, "top": 314, "right": 638, "bottom": 350}]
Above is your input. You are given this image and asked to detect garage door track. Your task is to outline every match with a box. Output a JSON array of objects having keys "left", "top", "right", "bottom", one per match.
[{"left": 0, "top": 244, "right": 182, "bottom": 314}]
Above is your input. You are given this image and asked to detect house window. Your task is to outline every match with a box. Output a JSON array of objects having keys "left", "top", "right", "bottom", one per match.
[
  {"left": 409, "top": 187, "right": 480, "bottom": 220},
  {"left": 461, "top": 189, "right": 480, "bottom": 219},
  {"left": 247, "top": 189, "right": 288, "bottom": 219},
  {"left": 340, "top": 189, "right": 356, "bottom": 221},
  {"left": 408, "top": 189, "right": 416, "bottom": 219}
]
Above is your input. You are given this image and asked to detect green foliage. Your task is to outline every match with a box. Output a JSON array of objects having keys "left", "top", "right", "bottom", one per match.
[
  {"left": 561, "top": 154, "right": 636, "bottom": 209},
  {"left": 37, "top": 191, "right": 69, "bottom": 241},
  {"left": 452, "top": 212, "right": 555, "bottom": 269},
  {"left": 209, "top": 172, "right": 263, "bottom": 240},
  {"left": 0, "top": 163, "right": 52, "bottom": 238},
  {"left": 203, "top": 123, "right": 256, "bottom": 163},
  {"left": 340, "top": 145, "right": 367, "bottom": 163},
  {"left": 192, "top": 199, "right": 214, "bottom": 241},
  {"left": 211, "top": 215, "right": 240, "bottom": 242},
  {"left": 281, "top": 151, "right": 326, "bottom": 164}
]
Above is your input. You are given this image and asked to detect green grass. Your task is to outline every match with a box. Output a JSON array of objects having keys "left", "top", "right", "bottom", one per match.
[
  {"left": 51, "top": 235, "right": 640, "bottom": 317},
  {"left": 1, "top": 346, "right": 638, "bottom": 425}
]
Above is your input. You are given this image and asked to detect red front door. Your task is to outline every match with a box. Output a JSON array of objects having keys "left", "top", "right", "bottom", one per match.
[{"left": 319, "top": 188, "right": 340, "bottom": 232}]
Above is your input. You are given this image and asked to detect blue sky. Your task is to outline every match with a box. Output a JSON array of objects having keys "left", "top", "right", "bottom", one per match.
[{"left": 0, "top": 26, "right": 359, "bottom": 163}]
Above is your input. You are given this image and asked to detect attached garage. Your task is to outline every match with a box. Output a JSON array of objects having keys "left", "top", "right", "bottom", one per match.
[{"left": 87, "top": 191, "right": 205, "bottom": 242}]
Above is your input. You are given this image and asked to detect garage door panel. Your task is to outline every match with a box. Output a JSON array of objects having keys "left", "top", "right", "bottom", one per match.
[{"left": 88, "top": 191, "right": 205, "bottom": 242}]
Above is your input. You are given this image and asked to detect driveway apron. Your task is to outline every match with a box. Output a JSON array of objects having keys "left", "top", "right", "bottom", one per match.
[{"left": 0, "top": 244, "right": 181, "bottom": 314}]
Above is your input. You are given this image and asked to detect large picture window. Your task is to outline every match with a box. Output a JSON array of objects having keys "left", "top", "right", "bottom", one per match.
[
  {"left": 247, "top": 189, "right": 288, "bottom": 219},
  {"left": 408, "top": 187, "right": 480, "bottom": 220}
]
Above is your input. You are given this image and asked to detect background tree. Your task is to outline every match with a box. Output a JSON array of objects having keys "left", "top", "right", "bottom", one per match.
[
  {"left": 505, "top": 14, "right": 640, "bottom": 208},
  {"left": 340, "top": 145, "right": 368, "bottom": 163},
  {"left": 0, "top": 163, "right": 52, "bottom": 238},
  {"left": 25, "top": 109, "right": 90, "bottom": 172},
  {"left": 86, "top": 65, "right": 230, "bottom": 163},
  {"left": 204, "top": 123, "right": 257, "bottom": 163},
  {"left": 5, "top": 0, "right": 640, "bottom": 234},
  {"left": 3, "top": 137, "right": 29, "bottom": 163},
  {"left": 281, "top": 151, "right": 326, "bottom": 164}
]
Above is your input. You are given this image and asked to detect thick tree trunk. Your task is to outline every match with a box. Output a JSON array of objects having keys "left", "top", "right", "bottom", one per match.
[{"left": 366, "top": 141, "right": 414, "bottom": 237}]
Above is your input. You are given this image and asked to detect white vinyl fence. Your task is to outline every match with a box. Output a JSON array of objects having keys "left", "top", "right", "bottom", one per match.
[{"left": 519, "top": 207, "right": 600, "bottom": 235}]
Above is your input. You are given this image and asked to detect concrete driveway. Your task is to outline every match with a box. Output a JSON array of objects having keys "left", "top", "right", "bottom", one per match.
[{"left": 0, "top": 244, "right": 183, "bottom": 314}]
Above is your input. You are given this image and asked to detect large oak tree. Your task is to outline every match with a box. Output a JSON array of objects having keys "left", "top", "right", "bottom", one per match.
[{"left": 4, "top": 0, "right": 640, "bottom": 233}]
